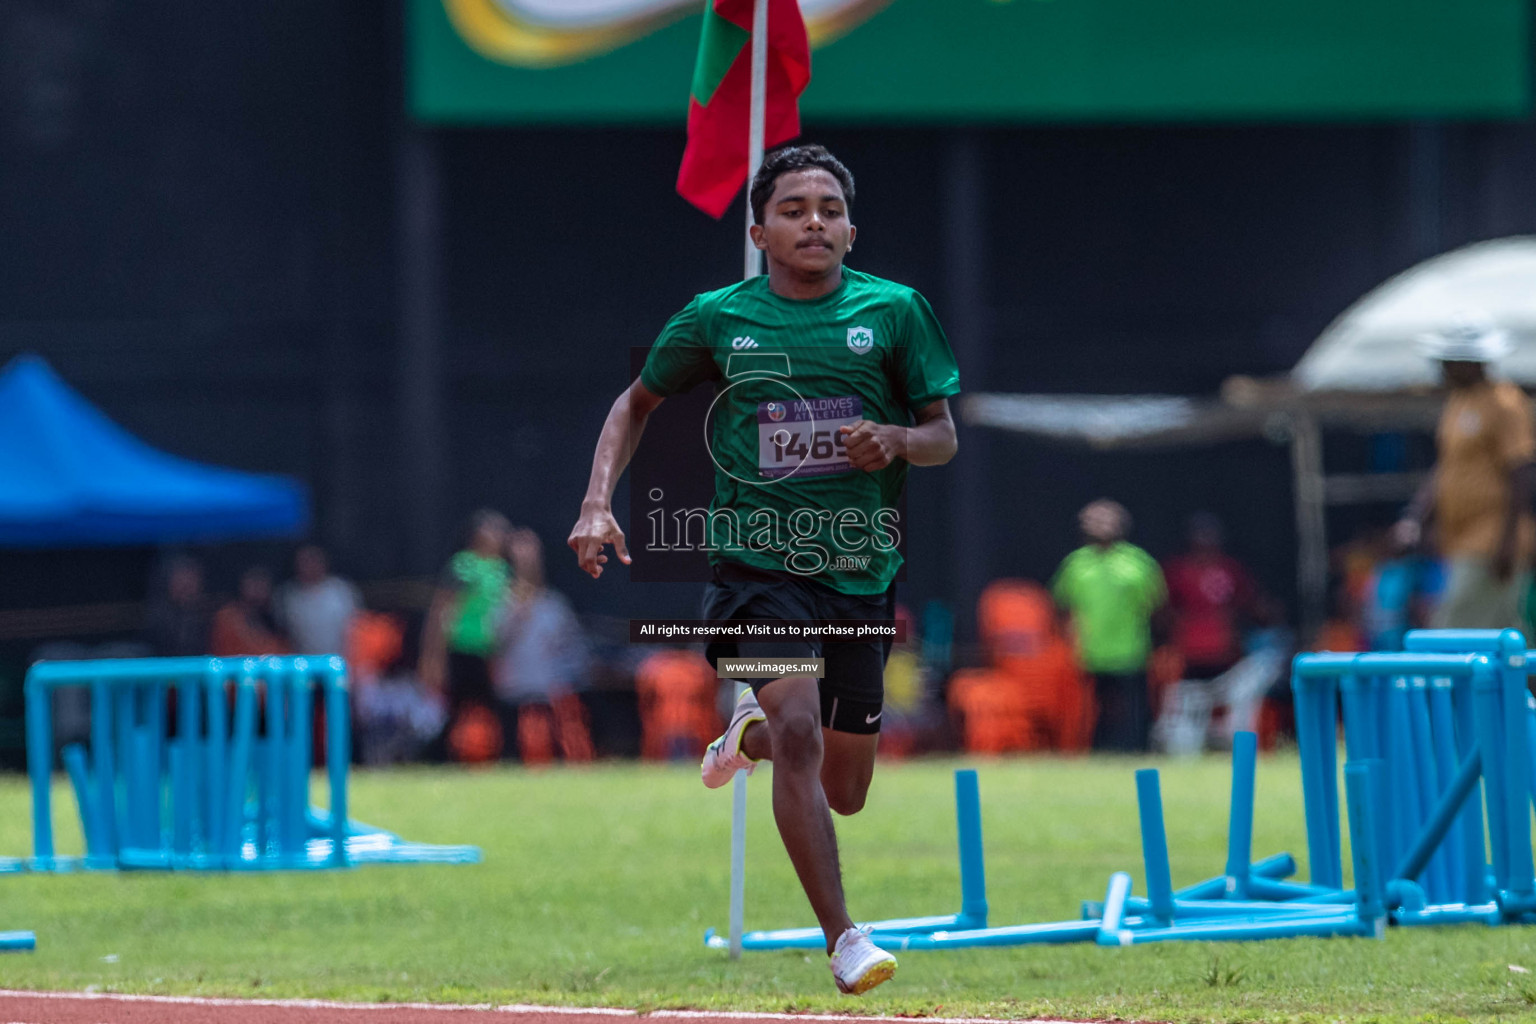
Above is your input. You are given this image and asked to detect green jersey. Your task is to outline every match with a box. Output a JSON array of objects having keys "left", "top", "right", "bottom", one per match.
[
  {"left": 641, "top": 268, "right": 960, "bottom": 594},
  {"left": 1051, "top": 542, "right": 1166, "bottom": 674},
  {"left": 442, "top": 550, "right": 510, "bottom": 657}
]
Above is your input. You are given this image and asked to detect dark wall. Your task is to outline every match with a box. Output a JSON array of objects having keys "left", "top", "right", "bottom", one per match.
[{"left": 2, "top": 1, "right": 1534, "bottom": 637}]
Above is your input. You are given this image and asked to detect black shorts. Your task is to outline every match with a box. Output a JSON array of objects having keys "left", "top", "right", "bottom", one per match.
[{"left": 701, "top": 560, "right": 895, "bottom": 735}]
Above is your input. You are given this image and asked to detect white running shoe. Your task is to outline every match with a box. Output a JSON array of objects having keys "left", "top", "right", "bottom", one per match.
[
  {"left": 829, "top": 926, "right": 897, "bottom": 995},
  {"left": 700, "top": 688, "right": 766, "bottom": 789}
]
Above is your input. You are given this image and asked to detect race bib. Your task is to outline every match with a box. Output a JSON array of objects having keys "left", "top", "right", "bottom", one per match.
[{"left": 757, "top": 396, "right": 863, "bottom": 479}]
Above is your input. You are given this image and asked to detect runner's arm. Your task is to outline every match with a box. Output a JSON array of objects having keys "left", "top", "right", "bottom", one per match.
[
  {"left": 568, "top": 377, "right": 667, "bottom": 578},
  {"left": 840, "top": 398, "right": 957, "bottom": 471},
  {"left": 905, "top": 398, "right": 958, "bottom": 466}
]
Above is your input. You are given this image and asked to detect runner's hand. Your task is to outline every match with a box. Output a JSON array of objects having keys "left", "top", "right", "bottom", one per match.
[
  {"left": 840, "top": 420, "right": 903, "bottom": 471},
  {"left": 568, "top": 503, "right": 631, "bottom": 579}
]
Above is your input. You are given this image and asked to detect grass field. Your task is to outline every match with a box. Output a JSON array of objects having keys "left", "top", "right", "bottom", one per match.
[{"left": 0, "top": 754, "right": 1534, "bottom": 1023}]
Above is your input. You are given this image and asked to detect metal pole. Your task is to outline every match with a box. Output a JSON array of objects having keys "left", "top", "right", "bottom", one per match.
[
  {"left": 396, "top": 128, "right": 447, "bottom": 573},
  {"left": 943, "top": 132, "right": 987, "bottom": 640},
  {"left": 742, "top": 0, "right": 768, "bottom": 281},
  {"left": 1289, "top": 414, "right": 1327, "bottom": 642},
  {"left": 729, "top": 0, "right": 769, "bottom": 963}
]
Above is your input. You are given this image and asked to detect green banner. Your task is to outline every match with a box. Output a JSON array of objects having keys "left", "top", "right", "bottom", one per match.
[{"left": 409, "top": 0, "right": 1530, "bottom": 124}]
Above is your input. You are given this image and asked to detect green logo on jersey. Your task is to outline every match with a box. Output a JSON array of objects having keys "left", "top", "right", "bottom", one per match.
[{"left": 846, "top": 326, "right": 874, "bottom": 354}]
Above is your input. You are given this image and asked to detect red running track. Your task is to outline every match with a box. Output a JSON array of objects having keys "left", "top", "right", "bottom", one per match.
[{"left": 0, "top": 992, "right": 1091, "bottom": 1024}]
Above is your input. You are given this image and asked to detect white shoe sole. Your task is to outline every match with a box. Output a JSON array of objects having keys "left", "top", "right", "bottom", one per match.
[
  {"left": 836, "top": 957, "right": 897, "bottom": 995},
  {"left": 701, "top": 700, "right": 764, "bottom": 789}
]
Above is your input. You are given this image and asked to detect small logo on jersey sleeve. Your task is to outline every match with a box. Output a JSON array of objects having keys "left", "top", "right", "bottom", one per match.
[
  {"left": 732, "top": 336, "right": 758, "bottom": 350},
  {"left": 847, "top": 326, "right": 874, "bottom": 354}
]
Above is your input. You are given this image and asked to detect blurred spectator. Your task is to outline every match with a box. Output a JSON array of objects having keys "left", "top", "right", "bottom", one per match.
[
  {"left": 1051, "top": 499, "right": 1166, "bottom": 753},
  {"left": 277, "top": 544, "right": 361, "bottom": 657},
  {"left": 348, "top": 610, "right": 405, "bottom": 684},
  {"left": 1394, "top": 317, "right": 1536, "bottom": 629},
  {"left": 351, "top": 614, "right": 446, "bottom": 765},
  {"left": 421, "top": 509, "right": 510, "bottom": 761},
  {"left": 976, "top": 579, "right": 1092, "bottom": 752},
  {"left": 494, "top": 528, "right": 594, "bottom": 765},
  {"left": 1313, "top": 582, "right": 1366, "bottom": 654},
  {"left": 1327, "top": 526, "right": 1443, "bottom": 652},
  {"left": 210, "top": 566, "right": 288, "bottom": 657},
  {"left": 1154, "top": 606, "right": 1292, "bottom": 755},
  {"left": 635, "top": 648, "right": 719, "bottom": 760},
  {"left": 1361, "top": 553, "right": 1444, "bottom": 650},
  {"left": 1333, "top": 527, "right": 1388, "bottom": 627},
  {"left": 1162, "top": 513, "right": 1260, "bottom": 681},
  {"left": 878, "top": 604, "right": 937, "bottom": 758},
  {"left": 145, "top": 554, "right": 211, "bottom": 657}
]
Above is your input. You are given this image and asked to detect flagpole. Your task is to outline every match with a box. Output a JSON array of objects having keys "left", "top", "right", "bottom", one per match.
[
  {"left": 742, "top": 0, "right": 769, "bottom": 280},
  {"left": 728, "top": 0, "right": 769, "bottom": 966}
]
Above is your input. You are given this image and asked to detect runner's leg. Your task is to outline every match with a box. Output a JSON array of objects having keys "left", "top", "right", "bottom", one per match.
[
  {"left": 754, "top": 674, "right": 856, "bottom": 953},
  {"left": 738, "top": 724, "right": 876, "bottom": 816},
  {"left": 820, "top": 730, "right": 878, "bottom": 815},
  {"left": 816, "top": 628, "right": 886, "bottom": 815}
]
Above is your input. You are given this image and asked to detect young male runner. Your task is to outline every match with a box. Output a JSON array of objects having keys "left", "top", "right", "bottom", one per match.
[{"left": 568, "top": 145, "right": 959, "bottom": 994}]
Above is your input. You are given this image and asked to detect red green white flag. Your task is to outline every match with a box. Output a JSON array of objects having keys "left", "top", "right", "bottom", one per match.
[{"left": 676, "top": 0, "right": 811, "bottom": 219}]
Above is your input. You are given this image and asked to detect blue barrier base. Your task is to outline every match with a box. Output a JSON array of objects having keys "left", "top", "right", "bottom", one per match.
[
  {"left": 706, "top": 769, "right": 989, "bottom": 952},
  {"left": 117, "top": 834, "right": 482, "bottom": 871},
  {"left": 705, "top": 912, "right": 986, "bottom": 952},
  {"left": 22, "top": 807, "right": 481, "bottom": 873}
]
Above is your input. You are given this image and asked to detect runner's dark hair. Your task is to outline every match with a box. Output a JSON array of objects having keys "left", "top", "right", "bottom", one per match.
[{"left": 750, "top": 144, "right": 855, "bottom": 225}]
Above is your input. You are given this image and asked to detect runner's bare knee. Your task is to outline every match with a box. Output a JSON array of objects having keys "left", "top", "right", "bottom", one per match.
[{"left": 770, "top": 708, "right": 823, "bottom": 771}]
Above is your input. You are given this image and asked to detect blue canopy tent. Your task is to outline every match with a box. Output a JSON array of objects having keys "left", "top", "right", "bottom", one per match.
[{"left": 0, "top": 354, "right": 308, "bottom": 547}]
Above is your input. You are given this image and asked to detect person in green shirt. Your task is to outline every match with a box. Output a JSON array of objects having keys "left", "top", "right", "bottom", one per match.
[
  {"left": 421, "top": 509, "right": 512, "bottom": 758},
  {"left": 1051, "top": 499, "right": 1167, "bottom": 753},
  {"left": 568, "top": 145, "right": 959, "bottom": 993}
]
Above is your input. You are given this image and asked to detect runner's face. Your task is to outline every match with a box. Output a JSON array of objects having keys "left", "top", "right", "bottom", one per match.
[{"left": 754, "top": 169, "right": 854, "bottom": 275}]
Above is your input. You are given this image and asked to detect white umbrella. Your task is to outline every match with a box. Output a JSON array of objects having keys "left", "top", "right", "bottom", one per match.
[{"left": 1293, "top": 236, "right": 1536, "bottom": 392}]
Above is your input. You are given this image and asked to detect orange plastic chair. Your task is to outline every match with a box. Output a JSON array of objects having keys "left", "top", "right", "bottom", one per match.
[
  {"left": 948, "top": 668, "right": 1034, "bottom": 754},
  {"left": 635, "top": 649, "right": 721, "bottom": 761},
  {"left": 552, "top": 693, "right": 595, "bottom": 763},
  {"left": 449, "top": 703, "right": 503, "bottom": 764},
  {"left": 977, "top": 579, "right": 1093, "bottom": 751}
]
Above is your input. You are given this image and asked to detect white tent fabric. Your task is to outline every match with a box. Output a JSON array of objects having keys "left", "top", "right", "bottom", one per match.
[
  {"left": 1293, "top": 236, "right": 1536, "bottom": 392},
  {"left": 960, "top": 393, "right": 1201, "bottom": 445}
]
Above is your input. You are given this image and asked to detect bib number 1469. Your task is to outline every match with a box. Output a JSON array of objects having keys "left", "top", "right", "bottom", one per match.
[
  {"left": 756, "top": 395, "right": 862, "bottom": 479},
  {"left": 776, "top": 429, "right": 844, "bottom": 462}
]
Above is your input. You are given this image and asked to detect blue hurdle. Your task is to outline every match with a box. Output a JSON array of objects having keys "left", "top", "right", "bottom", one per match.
[
  {"left": 704, "top": 768, "right": 989, "bottom": 950},
  {"left": 708, "top": 736, "right": 1310, "bottom": 953},
  {"left": 1289, "top": 630, "right": 1536, "bottom": 924},
  {"left": 23, "top": 656, "right": 480, "bottom": 872},
  {"left": 701, "top": 630, "right": 1536, "bottom": 956},
  {"left": 1174, "top": 629, "right": 1536, "bottom": 933}
]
